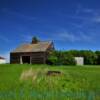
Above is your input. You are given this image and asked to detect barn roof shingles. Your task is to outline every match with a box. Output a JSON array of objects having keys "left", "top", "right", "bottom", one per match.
[{"left": 11, "top": 41, "right": 52, "bottom": 53}]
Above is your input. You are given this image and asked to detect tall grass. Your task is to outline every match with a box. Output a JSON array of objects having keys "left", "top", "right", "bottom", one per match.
[{"left": 0, "top": 64, "right": 100, "bottom": 100}]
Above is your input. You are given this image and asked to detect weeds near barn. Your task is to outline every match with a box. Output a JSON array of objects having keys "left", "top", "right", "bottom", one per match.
[{"left": 0, "top": 64, "right": 100, "bottom": 99}]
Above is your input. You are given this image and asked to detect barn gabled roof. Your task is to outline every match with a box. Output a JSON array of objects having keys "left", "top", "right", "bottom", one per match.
[{"left": 11, "top": 41, "right": 53, "bottom": 53}]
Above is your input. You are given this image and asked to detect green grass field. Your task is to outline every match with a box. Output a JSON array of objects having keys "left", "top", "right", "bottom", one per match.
[{"left": 0, "top": 64, "right": 100, "bottom": 100}]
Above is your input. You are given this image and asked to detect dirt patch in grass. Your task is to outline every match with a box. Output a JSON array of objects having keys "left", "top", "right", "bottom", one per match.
[
  {"left": 20, "top": 67, "right": 49, "bottom": 81},
  {"left": 20, "top": 68, "right": 37, "bottom": 81},
  {"left": 46, "top": 71, "right": 62, "bottom": 76},
  {"left": 20, "top": 68, "right": 63, "bottom": 84}
]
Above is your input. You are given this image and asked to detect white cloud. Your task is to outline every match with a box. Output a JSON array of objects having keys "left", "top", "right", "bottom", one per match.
[
  {"left": 21, "top": 34, "right": 33, "bottom": 42},
  {"left": 76, "top": 4, "right": 95, "bottom": 14},
  {"left": 76, "top": 6, "right": 100, "bottom": 23},
  {"left": 82, "top": 9, "right": 94, "bottom": 13},
  {"left": 68, "top": 11, "right": 100, "bottom": 23},
  {"left": 54, "top": 30, "right": 94, "bottom": 43},
  {"left": 2, "top": 8, "right": 36, "bottom": 21},
  {"left": 92, "top": 16, "right": 100, "bottom": 23},
  {"left": 0, "top": 35, "right": 10, "bottom": 43},
  {"left": 68, "top": 22, "right": 83, "bottom": 28},
  {"left": 58, "top": 32, "right": 79, "bottom": 42},
  {"left": 74, "top": 4, "right": 100, "bottom": 23}
]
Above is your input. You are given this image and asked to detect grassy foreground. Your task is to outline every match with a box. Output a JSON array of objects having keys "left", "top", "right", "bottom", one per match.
[{"left": 0, "top": 64, "right": 100, "bottom": 100}]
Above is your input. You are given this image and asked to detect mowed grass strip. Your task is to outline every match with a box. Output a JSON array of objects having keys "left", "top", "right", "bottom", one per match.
[{"left": 0, "top": 64, "right": 100, "bottom": 100}]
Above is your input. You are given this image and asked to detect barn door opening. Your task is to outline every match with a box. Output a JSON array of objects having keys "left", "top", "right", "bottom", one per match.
[{"left": 21, "top": 56, "right": 31, "bottom": 64}]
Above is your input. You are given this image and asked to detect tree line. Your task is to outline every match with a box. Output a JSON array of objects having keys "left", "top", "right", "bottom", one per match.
[{"left": 46, "top": 50, "right": 100, "bottom": 65}]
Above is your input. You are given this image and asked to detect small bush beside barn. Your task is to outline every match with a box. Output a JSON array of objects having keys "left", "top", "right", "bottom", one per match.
[{"left": 46, "top": 51, "right": 76, "bottom": 65}]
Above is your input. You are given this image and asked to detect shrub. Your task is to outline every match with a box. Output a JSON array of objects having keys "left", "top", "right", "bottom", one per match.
[
  {"left": 61, "top": 55, "right": 76, "bottom": 65},
  {"left": 46, "top": 55, "right": 58, "bottom": 65},
  {"left": 47, "top": 51, "right": 76, "bottom": 65}
]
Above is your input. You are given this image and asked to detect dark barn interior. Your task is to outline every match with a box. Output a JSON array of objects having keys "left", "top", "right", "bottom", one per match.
[{"left": 22, "top": 56, "right": 30, "bottom": 64}]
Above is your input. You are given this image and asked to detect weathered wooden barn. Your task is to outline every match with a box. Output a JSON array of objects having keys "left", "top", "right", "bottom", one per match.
[{"left": 10, "top": 41, "right": 54, "bottom": 64}]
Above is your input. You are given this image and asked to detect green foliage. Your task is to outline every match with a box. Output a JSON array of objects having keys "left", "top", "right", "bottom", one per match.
[
  {"left": 31, "top": 36, "right": 39, "bottom": 44},
  {"left": 47, "top": 55, "right": 58, "bottom": 65},
  {"left": 79, "top": 50, "right": 97, "bottom": 65},
  {"left": 47, "top": 50, "right": 100, "bottom": 65},
  {"left": 66, "top": 50, "right": 97, "bottom": 65},
  {"left": 47, "top": 51, "right": 76, "bottom": 65},
  {"left": 61, "top": 54, "right": 76, "bottom": 65},
  {"left": 95, "top": 51, "right": 100, "bottom": 65},
  {"left": 46, "top": 51, "right": 58, "bottom": 65}
]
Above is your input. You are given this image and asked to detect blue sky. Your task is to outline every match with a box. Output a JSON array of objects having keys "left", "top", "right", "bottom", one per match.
[{"left": 0, "top": 0, "right": 100, "bottom": 61}]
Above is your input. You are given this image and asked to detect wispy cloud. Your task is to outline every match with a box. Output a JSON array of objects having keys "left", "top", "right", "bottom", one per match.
[
  {"left": 75, "top": 4, "right": 95, "bottom": 14},
  {"left": 20, "top": 33, "right": 42, "bottom": 42},
  {"left": 68, "top": 22, "right": 83, "bottom": 28},
  {"left": 2, "top": 8, "right": 36, "bottom": 21},
  {"left": 59, "top": 4, "right": 100, "bottom": 24},
  {"left": 58, "top": 32, "right": 79, "bottom": 42},
  {"left": 75, "top": 5, "right": 100, "bottom": 23},
  {"left": 21, "top": 34, "right": 33, "bottom": 42},
  {"left": 0, "top": 35, "right": 10, "bottom": 43},
  {"left": 92, "top": 16, "right": 100, "bottom": 23},
  {"left": 82, "top": 8, "right": 94, "bottom": 13},
  {"left": 52, "top": 30, "right": 94, "bottom": 43}
]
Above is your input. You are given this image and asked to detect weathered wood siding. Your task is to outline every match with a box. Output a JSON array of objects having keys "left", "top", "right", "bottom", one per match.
[
  {"left": 10, "top": 53, "right": 20, "bottom": 64},
  {"left": 10, "top": 52, "right": 46, "bottom": 64},
  {"left": 31, "top": 52, "right": 46, "bottom": 64}
]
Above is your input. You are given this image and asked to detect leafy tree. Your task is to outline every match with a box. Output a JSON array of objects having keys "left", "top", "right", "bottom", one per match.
[
  {"left": 67, "top": 50, "right": 97, "bottom": 65},
  {"left": 46, "top": 51, "right": 58, "bottom": 65},
  {"left": 47, "top": 50, "right": 76, "bottom": 65},
  {"left": 61, "top": 53, "right": 76, "bottom": 65},
  {"left": 79, "top": 50, "right": 97, "bottom": 65},
  {"left": 31, "top": 36, "right": 39, "bottom": 44},
  {"left": 95, "top": 51, "right": 100, "bottom": 65},
  {"left": 67, "top": 50, "right": 81, "bottom": 57}
]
